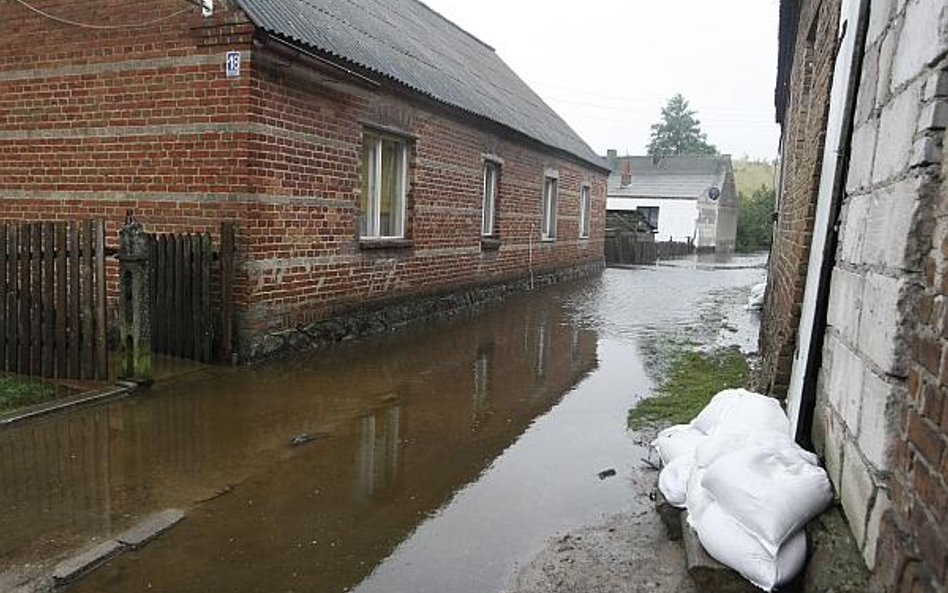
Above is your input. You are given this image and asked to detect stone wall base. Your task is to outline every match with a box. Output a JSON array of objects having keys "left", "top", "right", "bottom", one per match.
[{"left": 240, "top": 261, "right": 605, "bottom": 361}]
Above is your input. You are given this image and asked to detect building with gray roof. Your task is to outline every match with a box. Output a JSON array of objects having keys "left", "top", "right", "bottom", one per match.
[{"left": 605, "top": 153, "right": 738, "bottom": 251}]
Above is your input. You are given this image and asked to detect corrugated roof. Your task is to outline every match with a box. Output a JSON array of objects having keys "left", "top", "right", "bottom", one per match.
[
  {"left": 606, "top": 155, "right": 730, "bottom": 199},
  {"left": 236, "top": 0, "right": 605, "bottom": 169}
]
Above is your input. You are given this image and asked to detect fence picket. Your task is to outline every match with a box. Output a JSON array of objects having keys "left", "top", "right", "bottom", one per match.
[
  {"left": 94, "top": 220, "right": 107, "bottom": 380},
  {"left": 55, "top": 223, "right": 67, "bottom": 378},
  {"left": 68, "top": 222, "right": 80, "bottom": 379},
  {"left": 81, "top": 221, "right": 94, "bottom": 380},
  {"left": 42, "top": 223, "right": 55, "bottom": 377},
  {"left": 0, "top": 225, "right": 6, "bottom": 370}
]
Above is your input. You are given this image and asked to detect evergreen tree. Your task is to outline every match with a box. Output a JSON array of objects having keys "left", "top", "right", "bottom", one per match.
[{"left": 647, "top": 94, "right": 718, "bottom": 157}]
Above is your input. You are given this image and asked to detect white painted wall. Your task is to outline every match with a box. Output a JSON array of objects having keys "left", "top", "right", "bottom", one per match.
[{"left": 606, "top": 197, "right": 697, "bottom": 242}]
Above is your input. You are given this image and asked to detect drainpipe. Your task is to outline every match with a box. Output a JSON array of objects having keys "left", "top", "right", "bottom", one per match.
[
  {"left": 795, "top": 0, "right": 871, "bottom": 447},
  {"left": 529, "top": 222, "right": 535, "bottom": 290}
]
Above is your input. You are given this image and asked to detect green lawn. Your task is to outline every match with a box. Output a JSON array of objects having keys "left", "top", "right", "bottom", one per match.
[
  {"left": 0, "top": 375, "right": 57, "bottom": 413},
  {"left": 628, "top": 347, "right": 749, "bottom": 430}
]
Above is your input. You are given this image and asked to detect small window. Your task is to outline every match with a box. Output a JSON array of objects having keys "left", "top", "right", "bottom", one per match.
[
  {"left": 638, "top": 206, "right": 660, "bottom": 230},
  {"left": 579, "top": 186, "right": 591, "bottom": 238},
  {"left": 482, "top": 161, "right": 499, "bottom": 236},
  {"left": 360, "top": 131, "right": 409, "bottom": 239},
  {"left": 541, "top": 176, "right": 558, "bottom": 240}
]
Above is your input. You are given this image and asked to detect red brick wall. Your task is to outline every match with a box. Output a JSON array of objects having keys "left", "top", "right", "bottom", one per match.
[
  {"left": 872, "top": 148, "right": 948, "bottom": 593},
  {"left": 757, "top": 0, "right": 840, "bottom": 397},
  {"left": 0, "top": 0, "right": 607, "bottom": 359}
]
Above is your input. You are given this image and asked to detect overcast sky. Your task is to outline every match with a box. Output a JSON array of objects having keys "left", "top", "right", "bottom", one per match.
[{"left": 420, "top": 0, "right": 781, "bottom": 160}]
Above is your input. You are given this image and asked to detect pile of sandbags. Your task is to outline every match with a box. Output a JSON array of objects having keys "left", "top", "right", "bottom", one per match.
[
  {"left": 746, "top": 282, "right": 767, "bottom": 310},
  {"left": 652, "top": 389, "right": 833, "bottom": 591}
]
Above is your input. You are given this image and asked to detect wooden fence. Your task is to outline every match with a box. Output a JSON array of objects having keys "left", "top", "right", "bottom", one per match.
[
  {"left": 605, "top": 231, "right": 695, "bottom": 266},
  {"left": 147, "top": 222, "right": 235, "bottom": 364},
  {"left": 0, "top": 221, "right": 108, "bottom": 380}
]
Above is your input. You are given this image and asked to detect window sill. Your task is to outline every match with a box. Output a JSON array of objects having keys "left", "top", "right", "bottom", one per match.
[
  {"left": 359, "top": 238, "right": 414, "bottom": 250},
  {"left": 480, "top": 237, "right": 501, "bottom": 251},
  {"left": 540, "top": 237, "right": 557, "bottom": 243}
]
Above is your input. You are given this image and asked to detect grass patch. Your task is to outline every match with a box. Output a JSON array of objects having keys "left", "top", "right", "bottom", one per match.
[
  {"left": 0, "top": 375, "right": 57, "bottom": 412},
  {"left": 628, "top": 347, "right": 749, "bottom": 430}
]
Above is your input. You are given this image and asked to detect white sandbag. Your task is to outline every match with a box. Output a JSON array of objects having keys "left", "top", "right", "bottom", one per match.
[
  {"left": 694, "top": 430, "right": 817, "bottom": 470},
  {"left": 702, "top": 445, "right": 833, "bottom": 554},
  {"left": 658, "top": 454, "right": 693, "bottom": 507},
  {"left": 684, "top": 467, "right": 714, "bottom": 527},
  {"left": 694, "top": 502, "right": 807, "bottom": 592},
  {"left": 653, "top": 424, "right": 706, "bottom": 465},
  {"left": 691, "top": 389, "right": 790, "bottom": 436},
  {"left": 746, "top": 282, "right": 766, "bottom": 310}
]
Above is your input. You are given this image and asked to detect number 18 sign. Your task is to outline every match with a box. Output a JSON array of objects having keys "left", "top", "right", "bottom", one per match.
[{"left": 226, "top": 51, "right": 241, "bottom": 78}]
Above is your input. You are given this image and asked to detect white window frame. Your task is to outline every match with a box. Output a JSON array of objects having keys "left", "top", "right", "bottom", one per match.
[
  {"left": 541, "top": 174, "right": 558, "bottom": 240},
  {"left": 482, "top": 161, "right": 499, "bottom": 237},
  {"left": 579, "top": 185, "right": 591, "bottom": 238},
  {"left": 360, "top": 131, "right": 409, "bottom": 239}
]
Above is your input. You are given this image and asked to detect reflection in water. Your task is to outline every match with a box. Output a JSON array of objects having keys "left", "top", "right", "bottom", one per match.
[
  {"left": 357, "top": 406, "right": 402, "bottom": 501},
  {"left": 1, "top": 283, "right": 599, "bottom": 593},
  {"left": 472, "top": 345, "right": 492, "bottom": 431},
  {"left": 1, "top": 253, "right": 767, "bottom": 593}
]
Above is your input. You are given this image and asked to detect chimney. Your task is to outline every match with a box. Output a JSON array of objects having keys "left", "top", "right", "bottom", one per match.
[
  {"left": 620, "top": 159, "right": 632, "bottom": 187},
  {"left": 606, "top": 149, "right": 618, "bottom": 171}
]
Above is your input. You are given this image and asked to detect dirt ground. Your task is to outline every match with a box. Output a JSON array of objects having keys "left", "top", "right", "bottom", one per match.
[{"left": 508, "top": 448, "right": 696, "bottom": 593}]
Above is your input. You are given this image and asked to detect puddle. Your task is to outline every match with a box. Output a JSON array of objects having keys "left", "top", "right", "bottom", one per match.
[{"left": 0, "top": 253, "right": 766, "bottom": 593}]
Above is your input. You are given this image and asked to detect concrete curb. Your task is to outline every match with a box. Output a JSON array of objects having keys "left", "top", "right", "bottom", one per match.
[
  {"left": 0, "top": 383, "right": 136, "bottom": 429},
  {"left": 3, "top": 509, "right": 185, "bottom": 592}
]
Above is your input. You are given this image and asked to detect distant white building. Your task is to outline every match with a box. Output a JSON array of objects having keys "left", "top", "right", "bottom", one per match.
[{"left": 605, "top": 154, "right": 738, "bottom": 252}]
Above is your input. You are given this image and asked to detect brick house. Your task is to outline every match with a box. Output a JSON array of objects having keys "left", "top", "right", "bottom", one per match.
[
  {"left": 761, "top": 0, "right": 948, "bottom": 591},
  {"left": 0, "top": 0, "right": 608, "bottom": 360},
  {"left": 604, "top": 153, "right": 738, "bottom": 252}
]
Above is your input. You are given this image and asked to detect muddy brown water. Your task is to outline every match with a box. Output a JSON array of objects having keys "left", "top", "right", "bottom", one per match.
[{"left": 0, "top": 254, "right": 765, "bottom": 593}]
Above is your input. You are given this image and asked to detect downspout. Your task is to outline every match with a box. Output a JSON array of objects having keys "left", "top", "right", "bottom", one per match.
[{"left": 795, "top": 0, "right": 872, "bottom": 447}]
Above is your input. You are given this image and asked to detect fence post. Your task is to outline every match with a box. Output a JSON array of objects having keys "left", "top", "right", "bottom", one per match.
[{"left": 118, "top": 213, "right": 152, "bottom": 385}]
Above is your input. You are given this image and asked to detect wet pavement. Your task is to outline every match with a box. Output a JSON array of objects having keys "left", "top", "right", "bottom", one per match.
[{"left": 0, "top": 253, "right": 766, "bottom": 593}]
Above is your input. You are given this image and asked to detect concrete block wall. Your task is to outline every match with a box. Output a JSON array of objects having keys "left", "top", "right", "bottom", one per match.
[
  {"left": 810, "top": 1, "right": 948, "bottom": 591},
  {"left": 758, "top": 0, "right": 841, "bottom": 398}
]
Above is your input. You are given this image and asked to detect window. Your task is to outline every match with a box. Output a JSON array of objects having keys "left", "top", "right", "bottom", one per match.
[
  {"left": 579, "top": 185, "right": 591, "bottom": 238},
  {"left": 541, "top": 175, "right": 558, "bottom": 240},
  {"left": 638, "top": 206, "right": 660, "bottom": 230},
  {"left": 360, "top": 131, "right": 408, "bottom": 239},
  {"left": 482, "top": 161, "right": 499, "bottom": 236}
]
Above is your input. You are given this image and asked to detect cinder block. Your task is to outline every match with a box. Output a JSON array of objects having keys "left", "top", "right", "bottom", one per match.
[
  {"left": 839, "top": 441, "right": 877, "bottom": 548},
  {"left": 922, "top": 69, "right": 948, "bottom": 101},
  {"left": 910, "top": 136, "right": 943, "bottom": 167},
  {"left": 838, "top": 194, "right": 871, "bottom": 264},
  {"left": 827, "top": 267, "right": 865, "bottom": 345},
  {"left": 821, "top": 407, "right": 846, "bottom": 490},
  {"left": 857, "top": 370, "right": 900, "bottom": 471},
  {"left": 846, "top": 121, "right": 878, "bottom": 193},
  {"left": 876, "top": 28, "right": 898, "bottom": 107},
  {"left": 858, "top": 272, "right": 909, "bottom": 376},
  {"left": 867, "top": 0, "right": 896, "bottom": 45},
  {"left": 826, "top": 336, "right": 866, "bottom": 434},
  {"left": 891, "top": 0, "right": 948, "bottom": 89},
  {"left": 862, "top": 178, "right": 919, "bottom": 271},
  {"left": 862, "top": 490, "right": 890, "bottom": 569},
  {"left": 872, "top": 85, "right": 921, "bottom": 184},
  {"left": 917, "top": 100, "right": 948, "bottom": 132}
]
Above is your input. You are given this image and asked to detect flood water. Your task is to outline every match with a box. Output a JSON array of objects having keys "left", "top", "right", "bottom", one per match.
[{"left": 0, "top": 253, "right": 766, "bottom": 593}]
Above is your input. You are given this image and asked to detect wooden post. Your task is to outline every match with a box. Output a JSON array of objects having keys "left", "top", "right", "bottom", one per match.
[
  {"left": 117, "top": 213, "right": 152, "bottom": 384},
  {"left": 219, "top": 222, "right": 235, "bottom": 364}
]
